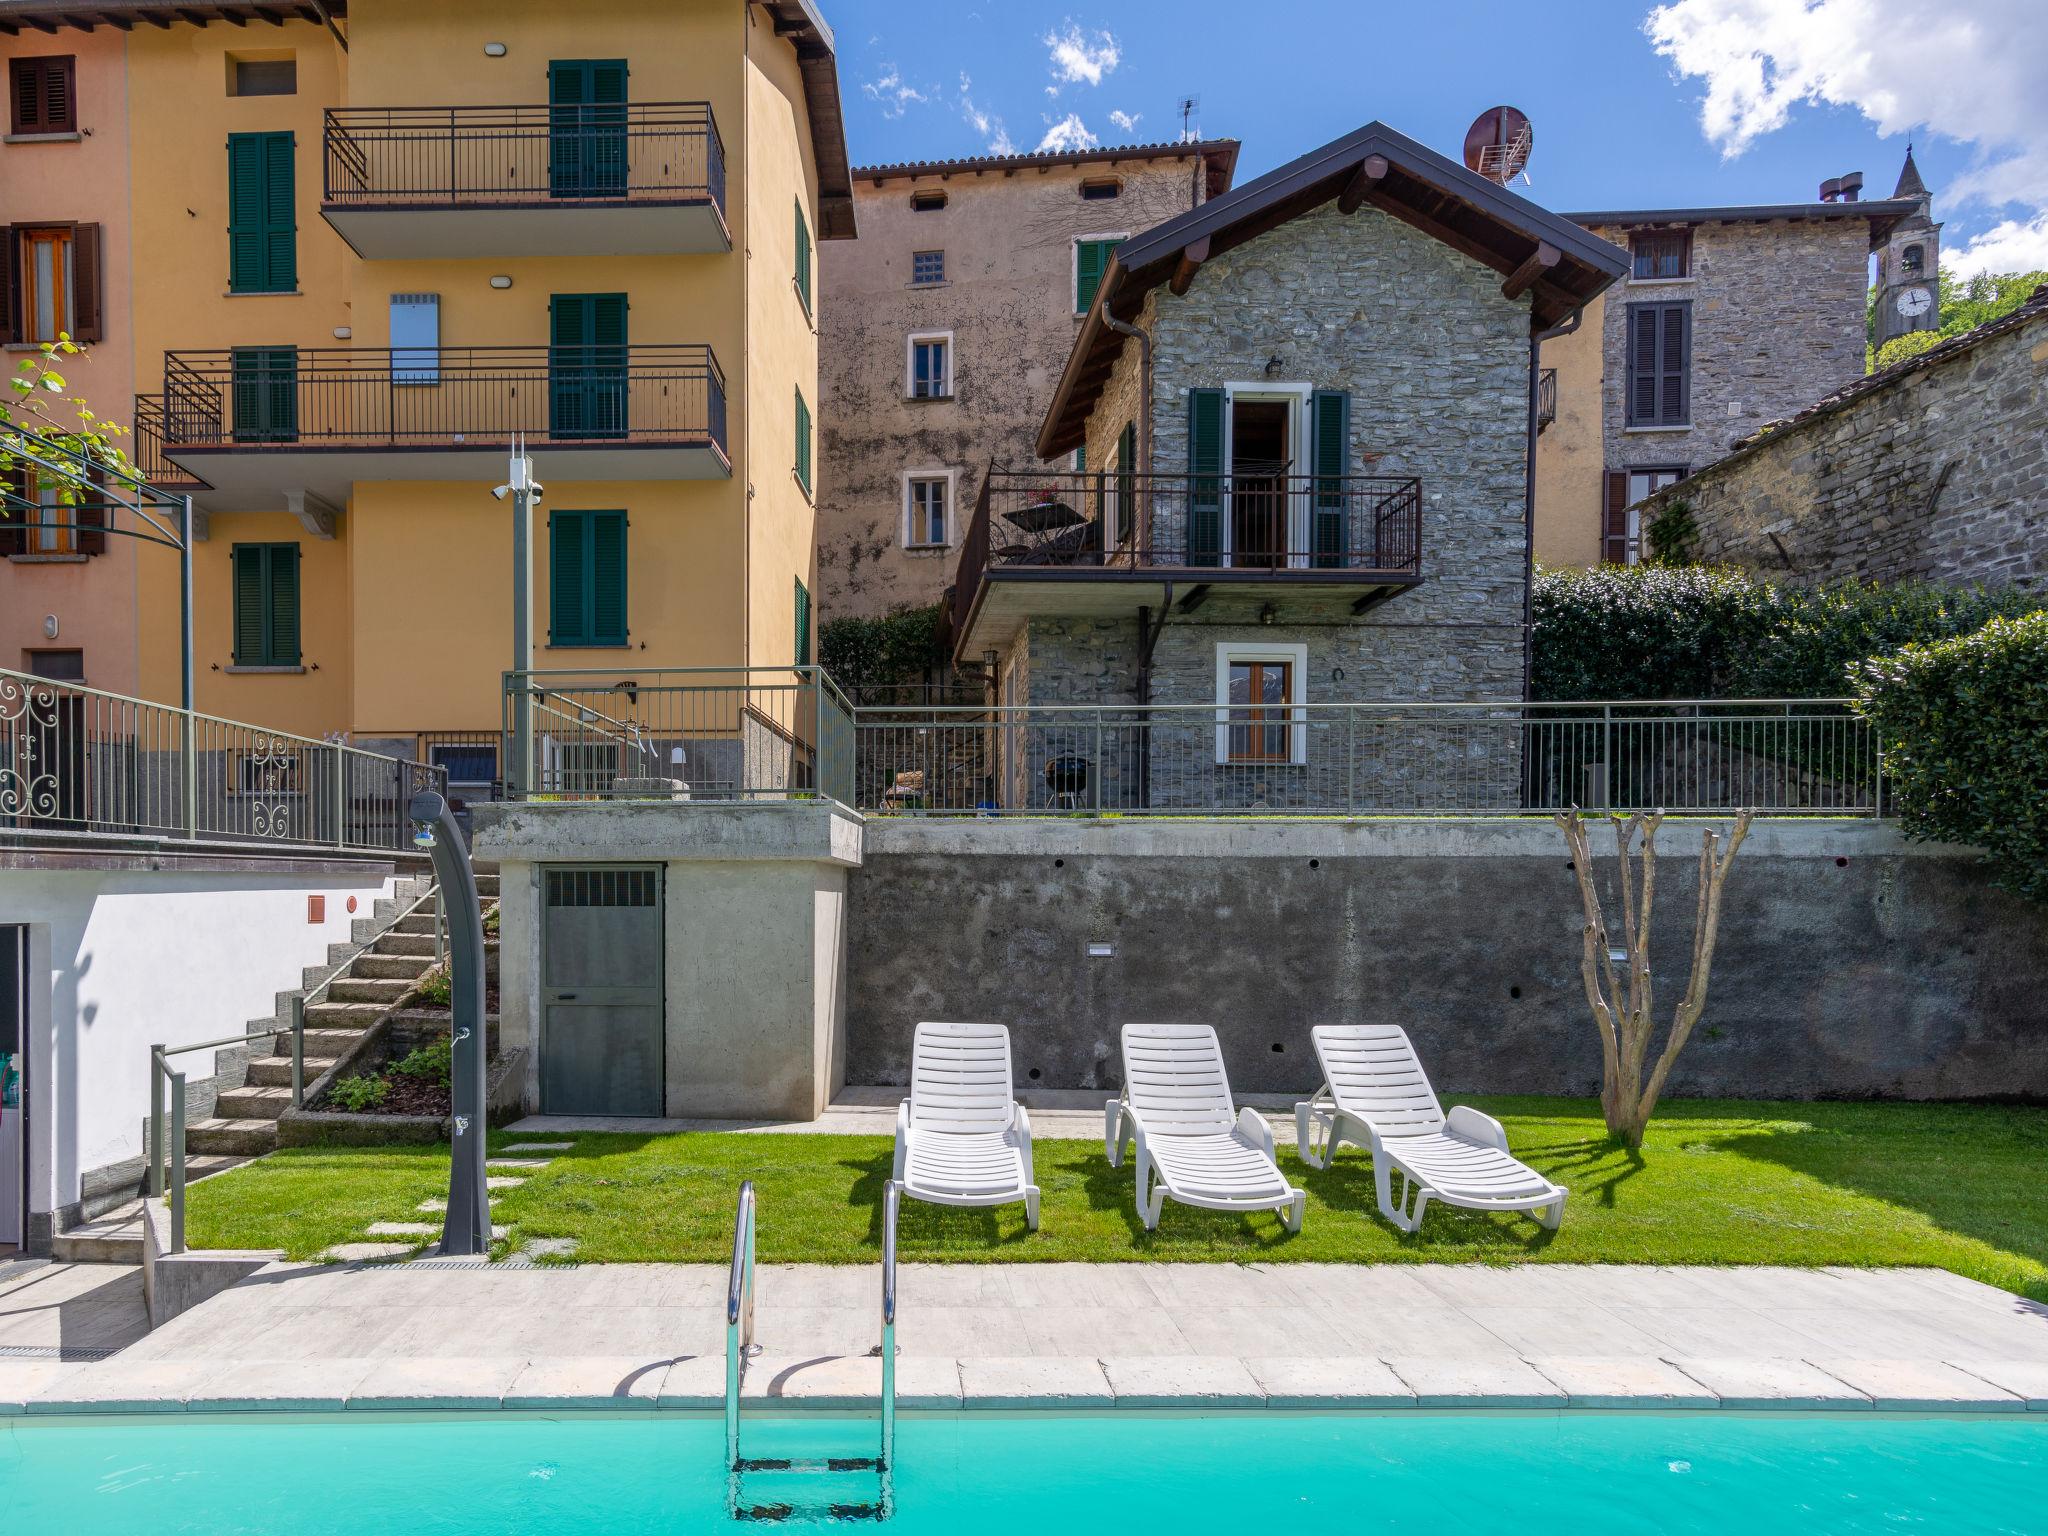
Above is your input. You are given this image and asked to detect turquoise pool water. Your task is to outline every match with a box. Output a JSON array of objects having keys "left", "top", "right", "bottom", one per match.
[{"left": 3, "top": 1411, "right": 2044, "bottom": 1532}]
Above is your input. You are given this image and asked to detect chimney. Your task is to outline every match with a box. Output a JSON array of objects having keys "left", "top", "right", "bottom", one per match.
[
  {"left": 1839, "top": 170, "right": 1863, "bottom": 202},
  {"left": 1819, "top": 176, "right": 1841, "bottom": 203}
]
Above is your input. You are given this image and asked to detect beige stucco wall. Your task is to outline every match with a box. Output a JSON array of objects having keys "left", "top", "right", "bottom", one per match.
[
  {"left": 1, "top": 28, "right": 139, "bottom": 693},
  {"left": 1531, "top": 293, "right": 1605, "bottom": 568}
]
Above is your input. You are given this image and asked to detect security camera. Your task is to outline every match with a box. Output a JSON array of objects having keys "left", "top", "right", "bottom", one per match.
[
  {"left": 528, "top": 483, "right": 544, "bottom": 502},
  {"left": 491, "top": 484, "right": 512, "bottom": 501}
]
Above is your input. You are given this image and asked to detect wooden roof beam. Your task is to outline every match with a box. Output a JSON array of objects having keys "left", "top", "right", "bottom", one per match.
[
  {"left": 1168, "top": 235, "right": 1211, "bottom": 297},
  {"left": 98, "top": 12, "right": 137, "bottom": 28},
  {"left": 1501, "top": 241, "right": 1560, "bottom": 301},
  {"left": 1337, "top": 154, "right": 1389, "bottom": 215},
  {"left": 174, "top": 8, "right": 212, "bottom": 25}
]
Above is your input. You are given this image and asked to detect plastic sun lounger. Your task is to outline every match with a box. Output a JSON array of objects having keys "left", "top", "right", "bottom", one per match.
[
  {"left": 1294, "top": 1023, "right": 1566, "bottom": 1233},
  {"left": 1106, "top": 1023, "right": 1306, "bottom": 1232},
  {"left": 892, "top": 1021, "right": 1040, "bottom": 1229}
]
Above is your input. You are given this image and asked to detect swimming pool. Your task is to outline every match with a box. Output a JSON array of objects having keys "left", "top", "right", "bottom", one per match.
[{"left": 4, "top": 1410, "right": 2044, "bottom": 1532}]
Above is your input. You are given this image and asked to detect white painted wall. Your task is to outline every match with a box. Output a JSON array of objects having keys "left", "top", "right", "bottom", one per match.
[{"left": 0, "top": 863, "right": 397, "bottom": 1220}]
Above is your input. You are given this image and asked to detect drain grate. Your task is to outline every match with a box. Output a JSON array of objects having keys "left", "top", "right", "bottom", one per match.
[{"left": 0, "top": 1343, "right": 123, "bottom": 1362}]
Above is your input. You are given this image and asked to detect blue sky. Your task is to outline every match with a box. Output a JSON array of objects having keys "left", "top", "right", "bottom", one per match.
[{"left": 829, "top": 0, "right": 2048, "bottom": 276}]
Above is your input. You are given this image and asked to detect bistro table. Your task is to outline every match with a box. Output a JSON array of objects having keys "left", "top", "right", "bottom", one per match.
[{"left": 1003, "top": 499, "right": 1086, "bottom": 534}]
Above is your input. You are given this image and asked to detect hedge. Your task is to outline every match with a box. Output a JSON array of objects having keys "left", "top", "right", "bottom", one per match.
[
  {"left": 818, "top": 603, "right": 950, "bottom": 694},
  {"left": 1855, "top": 611, "right": 2048, "bottom": 902},
  {"left": 1531, "top": 565, "right": 2045, "bottom": 701}
]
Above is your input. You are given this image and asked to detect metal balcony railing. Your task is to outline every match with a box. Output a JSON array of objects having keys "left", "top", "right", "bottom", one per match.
[
  {"left": 323, "top": 102, "right": 725, "bottom": 215},
  {"left": 157, "top": 345, "right": 728, "bottom": 458},
  {"left": 131, "top": 395, "right": 202, "bottom": 488},
  {"left": 1537, "top": 367, "right": 1558, "bottom": 432}
]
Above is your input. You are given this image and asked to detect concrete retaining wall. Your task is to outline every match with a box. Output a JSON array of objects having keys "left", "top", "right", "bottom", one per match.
[{"left": 846, "top": 819, "right": 2048, "bottom": 1102}]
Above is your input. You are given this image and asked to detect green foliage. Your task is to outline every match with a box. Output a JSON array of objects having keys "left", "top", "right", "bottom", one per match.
[
  {"left": 391, "top": 1036, "right": 453, "bottom": 1089},
  {"left": 1867, "top": 269, "right": 2046, "bottom": 370},
  {"left": 1, "top": 338, "right": 135, "bottom": 513},
  {"left": 1856, "top": 611, "right": 2048, "bottom": 901},
  {"left": 818, "top": 604, "right": 948, "bottom": 692},
  {"left": 1531, "top": 565, "right": 2045, "bottom": 701},
  {"left": 1642, "top": 496, "right": 1699, "bottom": 566},
  {"left": 414, "top": 969, "right": 451, "bottom": 1006},
  {"left": 327, "top": 1074, "right": 389, "bottom": 1113},
  {"left": 1873, "top": 329, "right": 1944, "bottom": 369}
]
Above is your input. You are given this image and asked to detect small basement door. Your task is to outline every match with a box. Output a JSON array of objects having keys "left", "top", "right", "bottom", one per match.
[{"left": 539, "top": 865, "right": 664, "bottom": 1116}]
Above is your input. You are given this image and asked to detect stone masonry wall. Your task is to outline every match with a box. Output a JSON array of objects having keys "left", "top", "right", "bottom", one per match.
[{"left": 1654, "top": 305, "right": 2048, "bottom": 589}]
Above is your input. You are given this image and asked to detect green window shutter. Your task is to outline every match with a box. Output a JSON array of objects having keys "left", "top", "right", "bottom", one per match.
[
  {"left": 794, "top": 199, "right": 813, "bottom": 313},
  {"left": 794, "top": 577, "right": 812, "bottom": 668},
  {"left": 794, "top": 388, "right": 812, "bottom": 493},
  {"left": 549, "top": 293, "right": 628, "bottom": 439},
  {"left": 1075, "top": 239, "right": 1114, "bottom": 313},
  {"left": 549, "top": 59, "right": 628, "bottom": 197},
  {"left": 264, "top": 132, "right": 296, "bottom": 292},
  {"left": 232, "top": 545, "right": 264, "bottom": 666},
  {"left": 228, "top": 132, "right": 294, "bottom": 293},
  {"left": 549, "top": 510, "right": 587, "bottom": 645},
  {"left": 1186, "top": 387, "right": 1224, "bottom": 566},
  {"left": 1311, "top": 389, "right": 1350, "bottom": 567},
  {"left": 270, "top": 543, "right": 301, "bottom": 665},
  {"left": 590, "top": 510, "right": 628, "bottom": 645},
  {"left": 231, "top": 347, "right": 299, "bottom": 444},
  {"left": 232, "top": 543, "right": 299, "bottom": 665},
  {"left": 1115, "top": 419, "right": 1137, "bottom": 545}
]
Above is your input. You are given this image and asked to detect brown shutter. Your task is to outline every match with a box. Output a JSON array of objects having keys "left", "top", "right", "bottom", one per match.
[
  {"left": 70, "top": 223, "right": 102, "bottom": 342},
  {"left": 76, "top": 463, "right": 107, "bottom": 556},
  {"left": 0, "top": 227, "right": 18, "bottom": 344},
  {"left": 1602, "top": 471, "right": 1629, "bottom": 565},
  {"left": 0, "top": 461, "right": 24, "bottom": 558}
]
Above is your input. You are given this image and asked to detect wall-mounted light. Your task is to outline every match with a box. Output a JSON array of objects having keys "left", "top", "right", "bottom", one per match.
[
  {"left": 483, "top": 41, "right": 508, "bottom": 57},
  {"left": 332, "top": 326, "right": 352, "bottom": 340},
  {"left": 1258, "top": 603, "right": 1277, "bottom": 626},
  {"left": 490, "top": 275, "right": 513, "bottom": 290},
  {"left": 1087, "top": 942, "right": 1115, "bottom": 959},
  {"left": 43, "top": 614, "right": 59, "bottom": 640}
]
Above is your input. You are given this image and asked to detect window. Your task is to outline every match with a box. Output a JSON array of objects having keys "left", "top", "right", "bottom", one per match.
[
  {"left": 911, "top": 249, "right": 945, "bottom": 286},
  {"left": 20, "top": 471, "right": 74, "bottom": 555},
  {"left": 907, "top": 331, "right": 952, "bottom": 399},
  {"left": 1214, "top": 644, "right": 1306, "bottom": 766},
  {"left": 548, "top": 291, "right": 628, "bottom": 439},
  {"left": 390, "top": 292, "right": 439, "bottom": 385},
  {"left": 794, "top": 577, "right": 812, "bottom": 667},
  {"left": 227, "top": 130, "right": 296, "bottom": 293},
  {"left": 1080, "top": 178, "right": 1122, "bottom": 201},
  {"left": 230, "top": 57, "right": 296, "bottom": 97},
  {"left": 794, "top": 387, "right": 812, "bottom": 494},
  {"left": 231, "top": 542, "right": 301, "bottom": 667},
  {"left": 903, "top": 473, "right": 950, "bottom": 548},
  {"left": 1112, "top": 420, "right": 1136, "bottom": 546},
  {"left": 1902, "top": 243, "right": 1924, "bottom": 274},
  {"left": 547, "top": 59, "right": 629, "bottom": 198},
  {"left": 1602, "top": 466, "right": 1687, "bottom": 565},
  {"left": 230, "top": 346, "right": 299, "bottom": 443},
  {"left": 25, "top": 649, "right": 84, "bottom": 683},
  {"left": 1074, "top": 235, "right": 1124, "bottom": 313},
  {"left": 0, "top": 467, "right": 104, "bottom": 558},
  {"left": 9, "top": 56, "right": 76, "bottom": 135},
  {"left": 16, "top": 226, "right": 71, "bottom": 343},
  {"left": 547, "top": 509, "right": 628, "bottom": 647},
  {"left": 1625, "top": 301, "right": 1691, "bottom": 427},
  {"left": 7, "top": 224, "right": 104, "bottom": 345},
  {"left": 429, "top": 742, "right": 499, "bottom": 790},
  {"left": 1630, "top": 229, "right": 1691, "bottom": 280},
  {"left": 794, "top": 198, "right": 813, "bottom": 314},
  {"left": 909, "top": 188, "right": 946, "bottom": 212}
]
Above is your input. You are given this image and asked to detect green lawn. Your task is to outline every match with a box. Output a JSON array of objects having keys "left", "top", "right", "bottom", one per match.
[{"left": 184, "top": 1097, "right": 2048, "bottom": 1300}]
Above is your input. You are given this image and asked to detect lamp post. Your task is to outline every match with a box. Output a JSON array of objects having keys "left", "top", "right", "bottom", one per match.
[
  {"left": 496, "top": 437, "right": 543, "bottom": 798},
  {"left": 407, "top": 790, "right": 491, "bottom": 1255}
]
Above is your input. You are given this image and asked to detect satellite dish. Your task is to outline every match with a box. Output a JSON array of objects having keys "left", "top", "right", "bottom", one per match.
[{"left": 1464, "top": 106, "right": 1532, "bottom": 186}]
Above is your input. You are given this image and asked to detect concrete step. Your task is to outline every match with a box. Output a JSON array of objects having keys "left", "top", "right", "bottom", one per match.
[
  {"left": 51, "top": 1202, "right": 148, "bottom": 1264},
  {"left": 393, "top": 914, "right": 439, "bottom": 936},
  {"left": 350, "top": 953, "right": 435, "bottom": 981},
  {"left": 327, "top": 977, "right": 413, "bottom": 1004},
  {"left": 244, "top": 1057, "right": 304, "bottom": 1089},
  {"left": 185, "top": 1118, "right": 279, "bottom": 1156},
  {"left": 374, "top": 933, "right": 438, "bottom": 958},
  {"left": 215, "top": 1085, "right": 294, "bottom": 1121},
  {"left": 305, "top": 1000, "right": 387, "bottom": 1028},
  {"left": 282, "top": 1027, "right": 369, "bottom": 1060}
]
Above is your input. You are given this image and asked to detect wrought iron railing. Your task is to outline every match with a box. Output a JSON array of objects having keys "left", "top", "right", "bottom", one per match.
[
  {"left": 157, "top": 345, "right": 728, "bottom": 459},
  {"left": 501, "top": 667, "right": 855, "bottom": 806},
  {"left": 324, "top": 102, "right": 725, "bottom": 216},
  {"left": 0, "top": 668, "right": 446, "bottom": 849},
  {"left": 1537, "top": 367, "right": 1557, "bottom": 431},
  {"left": 131, "top": 395, "right": 203, "bottom": 488},
  {"left": 854, "top": 698, "right": 1881, "bottom": 817}
]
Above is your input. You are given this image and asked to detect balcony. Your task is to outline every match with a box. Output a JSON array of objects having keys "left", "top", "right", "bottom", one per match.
[
  {"left": 158, "top": 345, "right": 728, "bottom": 511},
  {"left": 1537, "top": 367, "right": 1558, "bottom": 433},
  {"left": 321, "top": 103, "right": 727, "bottom": 260},
  {"left": 132, "top": 395, "right": 204, "bottom": 493},
  {"left": 950, "top": 469, "right": 1423, "bottom": 657}
]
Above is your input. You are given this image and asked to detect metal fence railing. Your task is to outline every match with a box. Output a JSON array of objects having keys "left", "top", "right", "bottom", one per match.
[
  {"left": 0, "top": 668, "right": 446, "bottom": 850},
  {"left": 501, "top": 667, "right": 855, "bottom": 806},
  {"left": 853, "top": 699, "right": 1881, "bottom": 818}
]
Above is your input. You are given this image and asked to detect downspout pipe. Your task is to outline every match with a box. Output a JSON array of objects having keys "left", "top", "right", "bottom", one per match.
[
  {"left": 308, "top": 0, "right": 348, "bottom": 51},
  {"left": 1523, "top": 308, "right": 1583, "bottom": 701},
  {"left": 1099, "top": 267, "right": 1155, "bottom": 711}
]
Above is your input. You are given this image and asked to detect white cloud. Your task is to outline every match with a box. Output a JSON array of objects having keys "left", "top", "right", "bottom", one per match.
[
  {"left": 956, "top": 73, "right": 1015, "bottom": 155},
  {"left": 862, "top": 64, "right": 933, "bottom": 120},
  {"left": 1108, "top": 109, "right": 1141, "bottom": 134},
  {"left": 1044, "top": 24, "right": 1121, "bottom": 89},
  {"left": 1037, "top": 113, "right": 1099, "bottom": 154},
  {"left": 1948, "top": 214, "right": 2048, "bottom": 278}
]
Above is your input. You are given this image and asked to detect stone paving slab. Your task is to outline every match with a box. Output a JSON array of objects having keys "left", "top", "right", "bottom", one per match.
[
  {"left": 24, "top": 1358, "right": 219, "bottom": 1413},
  {"left": 1950, "top": 1359, "right": 2048, "bottom": 1409},
  {"left": 1526, "top": 1356, "right": 1720, "bottom": 1410},
  {"left": 188, "top": 1358, "right": 376, "bottom": 1412},
  {"left": 1811, "top": 1358, "right": 2027, "bottom": 1412},
  {"left": 1243, "top": 1356, "right": 1414, "bottom": 1408},
  {"left": 501, "top": 1355, "right": 670, "bottom": 1410},
  {"left": 1384, "top": 1356, "right": 1568, "bottom": 1408},
  {"left": 1101, "top": 1355, "right": 1265, "bottom": 1408},
  {"left": 0, "top": 1361, "right": 84, "bottom": 1414},
  {"left": 1664, "top": 1357, "right": 1872, "bottom": 1409},
  {"left": 957, "top": 1356, "right": 1114, "bottom": 1409},
  {"left": 347, "top": 1356, "right": 526, "bottom": 1410}
]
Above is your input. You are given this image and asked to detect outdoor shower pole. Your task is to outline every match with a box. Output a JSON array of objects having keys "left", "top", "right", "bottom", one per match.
[
  {"left": 409, "top": 790, "right": 491, "bottom": 1256},
  {"left": 504, "top": 440, "right": 539, "bottom": 798}
]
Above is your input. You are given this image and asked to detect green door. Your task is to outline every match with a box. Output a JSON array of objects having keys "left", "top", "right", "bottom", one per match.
[
  {"left": 549, "top": 293, "right": 628, "bottom": 440},
  {"left": 549, "top": 59, "right": 628, "bottom": 198},
  {"left": 231, "top": 346, "right": 299, "bottom": 444}
]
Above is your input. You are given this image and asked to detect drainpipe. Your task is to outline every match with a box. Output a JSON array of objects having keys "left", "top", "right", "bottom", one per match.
[
  {"left": 307, "top": 0, "right": 348, "bottom": 51},
  {"left": 1524, "top": 307, "right": 1583, "bottom": 701},
  {"left": 1099, "top": 267, "right": 1155, "bottom": 706}
]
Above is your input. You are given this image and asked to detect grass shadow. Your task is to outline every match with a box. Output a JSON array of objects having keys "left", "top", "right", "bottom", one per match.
[{"left": 1306, "top": 1149, "right": 1566, "bottom": 1253}]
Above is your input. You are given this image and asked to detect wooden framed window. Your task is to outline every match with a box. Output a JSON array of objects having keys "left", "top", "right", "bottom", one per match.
[
  {"left": 4, "top": 224, "right": 100, "bottom": 344},
  {"left": 907, "top": 331, "right": 951, "bottom": 398},
  {"left": 910, "top": 249, "right": 944, "bottom": 285},
  {"left": 1073, "top": 235, "right": 1123, "bottom": 314},
  {"left": 904, "top": 474, "right": 950, "bottom": 548},
  {"left": 1215, "top": 643, "right": 1306, "bottom": 765},
  {"left": 547, "top": 509, "right": 628, "bottom": 648},
  {"left": 1602, "top": 466, "right": 1687, "bottom": 565},
  {"left": 1080, "top": 178, "right": 1121, "bottom": 201},
  {"left": 10, "top": 56, "right": 76, "bottom": 135},
  {"left": 909, "top": 189, "right": 946, "bottom": 212},
  {"left": 1113, "top": 419, "right": 1137, "bottom": 546},
  {"left": 1630, "top": 229, "right": 1691, "bottom": 280},
  {"left": 227, "top": 130, "right": 296, "bottom": 294},
  {"left": 231, "top": 542, "right": 301, "bottom": 667},
  {"left": 1625, "top": 302, "right": 1691, "bottom": 426}
]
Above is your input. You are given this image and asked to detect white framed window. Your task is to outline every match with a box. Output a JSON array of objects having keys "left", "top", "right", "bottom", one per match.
[
  {"left": 900, "top": 468, "right": 957, "bottom": 549},
  {"left": 906, "top": 330, "right": 953, "bottom": 399},
  {"left": 1214, "top": 642, "right": 1307, "bottom": 766}
]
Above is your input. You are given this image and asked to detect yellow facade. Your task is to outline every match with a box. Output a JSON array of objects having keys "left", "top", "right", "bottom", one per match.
[
  {"left": 99, "top": 0, "right": 840, "bottom": 750},
  {"left": 1531, "top": 295, "right": 1607, "bottom": 569}
]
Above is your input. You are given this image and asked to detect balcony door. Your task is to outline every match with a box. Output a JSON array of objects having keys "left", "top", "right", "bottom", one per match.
[
  {"left": 549, "top": 59, "right": 629, "bottom": 199},
  {"left": 549, "top": 293, "right": 629, "bottom": 441},
  {"left": 1222, "top": 384, "right": 1311, "bottom": 569},
  {"left": 230, "top": 346, "right": 300, "bottom": 444}
]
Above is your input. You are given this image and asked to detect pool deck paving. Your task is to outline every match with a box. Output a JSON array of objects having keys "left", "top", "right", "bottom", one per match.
[{"left": 5, "top": 1255, "right": 2047, "bottom": 1416}]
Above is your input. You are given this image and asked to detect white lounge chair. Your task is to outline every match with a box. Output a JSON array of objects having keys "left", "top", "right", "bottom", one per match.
[
  {"left": 1106, "top": 1023, "right": 1306, "bottom": 1232},
  {"left": 892, "top": 1021, "right": 1040, "bottom": 1229},
  {"left": 1295, "top": 1023, "right": 1566, "bottom": 1233}
]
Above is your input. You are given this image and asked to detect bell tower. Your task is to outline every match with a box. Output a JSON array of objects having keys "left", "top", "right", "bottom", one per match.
[{"left": 1874, "top": 145, "right": 1941, "bottom": 351}]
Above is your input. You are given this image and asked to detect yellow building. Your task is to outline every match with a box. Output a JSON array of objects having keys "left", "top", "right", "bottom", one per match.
[{"left": 7, "top": 0, "right": 852, "bottom": 787}]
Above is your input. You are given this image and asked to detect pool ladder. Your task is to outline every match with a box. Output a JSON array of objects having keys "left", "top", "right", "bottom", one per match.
[{"left": 726, "top": 1178, "right": 897, "bottom": 1522}]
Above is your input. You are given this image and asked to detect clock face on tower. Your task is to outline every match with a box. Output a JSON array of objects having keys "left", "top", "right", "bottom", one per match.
[{"left": 1896, "top": 286, "right": 1933, "bottom": 319}]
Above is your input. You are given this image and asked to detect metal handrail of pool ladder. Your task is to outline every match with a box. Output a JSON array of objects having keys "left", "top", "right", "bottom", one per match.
[
  {"left": 726, "top": 1178, "right": 758, "bottom": 1473},
  {"left": 879, "top": 1178, "right": 898, "bottom": 1479}
]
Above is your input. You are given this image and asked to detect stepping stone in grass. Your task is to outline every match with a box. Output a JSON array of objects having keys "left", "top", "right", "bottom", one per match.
[
  {"left": 366, "top": 1222, "right": 440, "bottom": 1237},
  {"left": 486, "top": 1158, "right": 551, "bottom": 1169},
  {"left": 486, "top": 1177, "right": 525, "bottom": 1190},
  {"left": 321, "top": 1242, "right": 416, "bottom": 1263},
  {"left": 522, "top": 1238, "right": 579, "bottom": 1261},
  {"left": 416, "top": 1198, "right": 501, "bottom": 1214},
  {"left": 501, "top": 1142, "right": 576, "bottom": 1152}
]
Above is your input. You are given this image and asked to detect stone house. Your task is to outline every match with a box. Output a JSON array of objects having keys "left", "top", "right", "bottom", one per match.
[
  {"left": 814, "top": 140, "right": 1239, "bottom": 625},
  {"left": 1640, "top": 283, "right": 2048, "bottom": 591},
  {"left": 1533, "top": 157, "right": 1926, "bottom": 567},
  {"left": 943, "top": 121, "right": 1626, "bottom": 812}
]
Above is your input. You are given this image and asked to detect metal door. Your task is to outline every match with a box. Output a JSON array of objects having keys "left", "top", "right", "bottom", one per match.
[{"left": 540, "top": 865, "right": 664, "bottom": 1116}]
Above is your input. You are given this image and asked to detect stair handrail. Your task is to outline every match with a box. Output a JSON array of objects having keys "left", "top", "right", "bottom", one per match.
[
  {"left": 880, "top": 1178, "right": 899, "bottom": 1475},
  {"left": 726, "top": 1179, "right": 757, "bottom": 1471}
]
